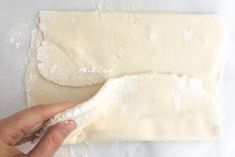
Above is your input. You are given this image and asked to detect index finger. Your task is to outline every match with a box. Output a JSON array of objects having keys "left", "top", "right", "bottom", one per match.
[{"left": 0, "top": 102, "right": 77, "bottom": 145}]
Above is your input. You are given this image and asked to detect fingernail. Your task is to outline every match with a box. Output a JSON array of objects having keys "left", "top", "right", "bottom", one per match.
[{"left": 63, "top": 120, "right": 77, "bottom": 131}]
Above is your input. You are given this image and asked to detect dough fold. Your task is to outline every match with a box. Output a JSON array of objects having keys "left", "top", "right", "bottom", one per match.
[
  {"left": 48, "top": 73, "right": 220, "bottom": 144},
  {"left": 25, "top": 12, "right": 224, "bottom": 144}
]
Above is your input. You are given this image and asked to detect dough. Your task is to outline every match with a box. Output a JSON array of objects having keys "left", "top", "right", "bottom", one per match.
[
  {"left": 48, "top": 73, "right": 220, "bottom": 144},
  {"left": 37, "top": 11, "right": 224, "bottom": 87},
  {"left": 25, "top": 12, "right": 224, "bottom": 144},
  {"left": 26, "top": 30, "right": 101, "bottom": 106}
]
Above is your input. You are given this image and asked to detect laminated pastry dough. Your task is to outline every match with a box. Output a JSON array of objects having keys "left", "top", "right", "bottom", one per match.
[
  {"left": 49, "top": 74, "right": 220, "bottom": 144},
  {"left": 37, "top": 11, "right": 224, "bottom": 87},
  {"left": 26, "top": 11, "right": 224, "bottom": 144}
]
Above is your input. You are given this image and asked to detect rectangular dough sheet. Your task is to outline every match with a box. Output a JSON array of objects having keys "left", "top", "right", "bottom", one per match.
[
  {"left": 36, "top": 11, "right": 224, "bottom": 87},
  {"left": 26, "top": 11, "right": 224, "bottom": 144}
]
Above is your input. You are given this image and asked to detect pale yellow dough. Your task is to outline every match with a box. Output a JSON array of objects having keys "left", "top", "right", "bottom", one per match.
[
  {"left": 26, "top": 30, "right": 101, "bottom": 106},
  {"left": 37, "top": 11, "right": 224, "bottom": 87},
  {"left": 49, "top": 74, "right": 220, "bottom": 144},
  {"left": 26, "top": 11, "right": 224, "bottom": 144}
]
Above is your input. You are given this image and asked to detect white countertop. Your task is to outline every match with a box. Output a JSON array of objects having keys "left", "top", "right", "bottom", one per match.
[{"left": 1, "top": 0, "right": 235, "bottom": 157}]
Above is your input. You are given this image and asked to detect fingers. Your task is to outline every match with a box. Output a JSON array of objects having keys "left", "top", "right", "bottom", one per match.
[
  {"left": 28, "top": 120, "right": 77, "bottom": 157},
  {"left": 0, "top": 102, "right": 77, "bottom": 145},
  {"left": 0, "top": 140, "right": 25, "bottom": 157}
]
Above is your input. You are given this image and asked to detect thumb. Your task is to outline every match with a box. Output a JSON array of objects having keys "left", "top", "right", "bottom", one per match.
[{"left": 28, "top": 120, "right": 77, "bottom": 157}]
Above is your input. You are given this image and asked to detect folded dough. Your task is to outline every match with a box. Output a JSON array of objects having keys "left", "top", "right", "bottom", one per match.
[
  {"left": 26, "top": 12, "right": 224, "bottom": 144},
  {"left": 48, "top": 73, "right": 220, "bottom": 144}
]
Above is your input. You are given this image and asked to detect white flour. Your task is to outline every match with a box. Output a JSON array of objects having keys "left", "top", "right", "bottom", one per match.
[
  {"left": 183, "top": 27, "right": 193, "bottom": 43},
  {"left": 78, "top": 67, "right": 112, "bottom": 75},
  {"left": 172, "top": 76, "right": 210, "bottom": 112},
  {"left": 7, "top": 23, "right": 30, "bottom": 48}
]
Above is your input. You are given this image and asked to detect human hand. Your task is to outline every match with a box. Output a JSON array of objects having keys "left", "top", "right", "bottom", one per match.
[{"left": 0, "top": 102, "right": 77, "bottom": 157}]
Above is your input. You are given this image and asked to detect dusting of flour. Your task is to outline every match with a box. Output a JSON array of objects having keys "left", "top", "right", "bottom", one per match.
[
  {"left": 78, "top": 67, "right": 112, "bottom": 75},
  {"left": 7, "top": 23, "right": 30, "bottom": 48}
]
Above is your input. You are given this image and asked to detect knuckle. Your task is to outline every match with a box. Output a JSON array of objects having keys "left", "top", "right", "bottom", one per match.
[{"left": 6, "top": 127, "right": 23, "bottom": 145}]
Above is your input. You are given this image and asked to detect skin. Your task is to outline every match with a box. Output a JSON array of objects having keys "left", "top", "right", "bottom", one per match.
[{"left": 0, "top": 102, "right": 77, "bottom": 157}]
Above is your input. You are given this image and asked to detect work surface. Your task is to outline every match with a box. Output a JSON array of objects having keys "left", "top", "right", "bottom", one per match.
[{"left": 0, "top": 0, "right": 235, "bottom": 157}]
